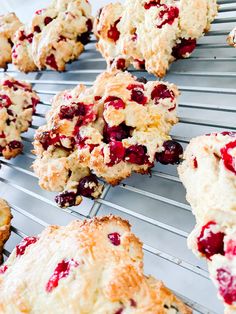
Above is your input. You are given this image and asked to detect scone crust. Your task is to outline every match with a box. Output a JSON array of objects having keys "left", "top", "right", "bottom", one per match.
[{"left": 0, "top": 198, "right": 12, "bottom": 264}]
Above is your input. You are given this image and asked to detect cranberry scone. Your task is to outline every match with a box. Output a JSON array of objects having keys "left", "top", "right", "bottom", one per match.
[
  {"left": 94, "top": 0, "right": 218, "bottom": 77},
  {"left": 33, "top": 70, "right": 181, "bottom": 207},
  {"left": 12, "top": 0, "right": 93, "bottom": 72},
  {"left": 0, "top": 76, "right": 39, "bottom": 159},
  {"left": 178, "top": 132, "right": 236, "bottom": 313},
  {"left": 227, "top": 27, "right": 236, "bottom": 48},
  {"left": 0, "top": 198, "right": 12, "bottom": 265},
  {"left": 0, "top": 13, "right": 22, "bottom": 69},
  {"left": 0, "top": 215, "right": 191, "bottom": 313}
]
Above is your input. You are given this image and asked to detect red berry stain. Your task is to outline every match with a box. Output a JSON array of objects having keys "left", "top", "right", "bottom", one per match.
[
  {"left": 106, "top": 141, "right": 125, "bottom": 167},
  {"left": 105, "top": 96, "right": 125, "bottom": 110},
  {"left": 16, "top": 237, "right": 38, "bottom": 257},
  {"left": 127, "top": 84, "right": 147, "bottom": 105},
  {"left": 0, "top": 265, "right": 8, "bottom": 274},
  {"left": 144, "top": 1, "right": 161, "bottom": 9},
  {"left": 19, "top": 30, "right": 34, "bottom": 43},
  {"left": 0, "top": 94, "right": 12, "bottom": 108},
  {"left": 221, "top": 131, "right": 236, "bottom": 137},
  {"left": 108, "top": 232, "right": 121, "bottom": 246},
  {"left": 0, "top": 132, "right": 5, "bottom": 138},
  {"left": 197, "top": 221, "right": 225, "bottom": 260},
  {"left": 44, "top": 16, "right": 53, "bottom": 26},
  {"left": 3, "top": 79, "right": 32, "bottom": 92},
  {"left": 193, "top": 157, "right": 198, "bottom": 169},
  {"left": 46, "top": 259, "right": 79, "bottom": 292},
  {"left": 221, "top": 140, "right": 236, "bottom": 175},
  {"left": 157, "top": 6, "right": 179, "bottom": 29},
  {"left": 107, "top": 19, "right": 121, "bottom": 42},
  {"left": 217, "top": 268, "right": 236, "bottom": 305},
  {"left": 114, "top": 309, "right": 123, "bottom": 314},
  {"left": 94, "top": 96, "right": 102, "bottom": 101},
  {"left": 226, "top": 239, "right": 236, "bottom": 257},
  {"left": 130, "top": 299, "right": 137, "bottom": 307},
  {"left": 172, "top": 38, "right": 196, "bottom": 59},
  {"left": 35, "top": 9, "right": 45, "bottom": 15},
  {"left": 46, "top": 54, "right": 58, "bottom": 70},
  {"left": 125, "top": 145, "right": 149, "bottom": 165}
]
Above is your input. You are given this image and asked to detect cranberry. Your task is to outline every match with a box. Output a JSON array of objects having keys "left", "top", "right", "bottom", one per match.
[
  {"left": 125, "top": 145, "right": 149, "bottom": 165},
  {"left": 38, "top": 131, "right": 60, "bottom": 150},
  {"left": 86, "top": 19, "right": 93, "bottom": 32},
  {"left": 0, "top": 265, "right": 8, "bottom": 274},
  {"left": 116, "top": 58, "right": 126, "bottom": 70},
  {"left": 127, "top": 84, "right": 147, "bottom": 105},
  {"left": 220, "top": 140, "right": 236, "bottom": 175},
  {"left": 132, "top": 32, "right": 137, "bottom": 41},
  {"left": 172, "top": 38, "right": 197, "bottom": 59},
  {"left": 3, "top": 80, "right": 31, "bottom": 92},
  {"left": 44, "top": 16, "right": 53, "bottom": 26},
  {"left": 134, "top": 59, "right": 145, "bottom": 70},
  {"left": 216, "top": 268, "right": 236, "bottom": 305},
  {"left": 197, "top": 221, "right": 225, "bottom": 259},
  {"left": 130, "top": 299, "right": 137, "bottom": 307},
  {"left": 46, "top": 54, "right": 58, "bottom": 70},
  {"left": 193, "top": 157, "right": 198, "bottom": 169},
  {"left": 221, "top": 131, "right": 236, "bottom": 137},
  {"left": 31, "top": 97, "right": 39, "bottom": 112},
  {"left": 46, "top": 259, "right": 79, "bottom": 292},
  {"left": 0, "top": 94, "right": 12, "bottom": 107},
  {"left": 58, "top": 35, "right": 66, "bottom": 42},
  {"left": 108, "top": 232, "right": 121, "bottom": 246},
  {"left": 55, "top": 191, "right": 77, "bottom": 207},
  {"left": 59, "top": 105, "right": 85, "bottom": 120},
  {"left": 34, "top": 25, "right": 41, "bottom": 33},
  {"left": 105, "top": 96, "right": 125, "bottom": 110},
  {"left": 107, "top": 19, "right": 121, "bottom": 42},
  {"left": 35, "top": 9, "right": 44, "bottom": 15},
  {"left": 151, "top": 84, "right": 174, "bottom": 105},
  {"left": 226, "top": 239, "right": 236, "bottom": 257},
  {"left": 0, "top": 132, "right": 5, "bottom": 138},
  {"left": 156, "top": 141, "right": 183, "bottom": 165},
  {"left": 8, "top": 141, "right": 23, "bottom": 150},
  {"left": 103, "top": 123, "right": 131, "bottom": 143},
  {"left": 144, "top": 0, "right": 161, "bottom": 9},
  {"left": 157, "top": 6, "right": 179, "bottom": 29},
  {"left": 77, "top": 31, "right": 91, "bottom": 45},
  {"left": 19, "top": 31, "right": 34, "bottom": 43},
  {"left": 77, "top": 175, "right": 99, "bottom": 198},
  {"left": 114, "top": 309, "right": 123, "bottom": 314},
  {"left": 136, "top": 77, "right": 147, "bottom": 84},
  {"left": 94, "top": 96, "right": 102, "bottom": 101},
  {"left": 106, "top": 141, "right": 125, "bottom": 167},
  {"left": 16, "top": 237, "right": 38, "bottom": 256}
]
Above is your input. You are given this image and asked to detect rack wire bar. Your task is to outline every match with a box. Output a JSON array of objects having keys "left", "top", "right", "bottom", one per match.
[{"left": 0, "top": 3, "right": 233, "bottom": 313}]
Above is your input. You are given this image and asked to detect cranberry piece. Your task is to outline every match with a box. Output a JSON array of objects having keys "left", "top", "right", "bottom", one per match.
[
  {"left": 59, "top": 105, "right": 85, "bottom": 120},
  {"left": 132, "top": 32, "right": 137, "bottom": 41},
  {"left": 58, "top": 35, "right": 66, "bottom": 42},
  {"left": 0, "top": 265, "right": 8, "bottom": 274},
  {"left": 116, "top": 58, "right": 126, "bottom": 70},
  {"left": 172, "top": 38, "right": 197, "bottom": 59},
  {"left": 197, "top": 221, "right": 225, "bottom": 260},
  {"left": 103, "top": 123, "right": 131, "bottom": 143},
  {"left": 31, "top": 97, "right": 39, "bottom": 112},
  {"left": 77, "top": 31, "right": 91, "bottom": 45},
  {"left": 134, "top": 59, "right": 145, "bottom": 70},
  {"left": 226, "top": 239, "right": 236, "bottom": 256},
  {"left": 127, "top": 84, "right": 147, "bottom": 105},
  {"left": 16, "top": 237, "right": 38, "bottom": 256},
  {"left": 44, "top": 16, "right": 53, "bottom": 26},
  {"left": 46, "top": 259, "right": 79, "bottom": 292},
  {"left": 46, "top": 54, "right": 58, "bottom": 70},
  {"left": 34, "top": 25, "right": 41, "bottom": 33},
  {"left": 0, "top": 132, "right": 5, "bottom": 138},
  {"left": 105, "top": 96, "right": 125, "bottom": 110},
  {"left": 220, "top": 140, "right": 236, "bottom": 175},
  {"left": 156, "top": 140, "right": 183, "bottom": 165},
  {"left": 108, "top": 232, "right": 121, "bottom": 246},
  {"left": 0, "top": 94, "right": 12, "bottom": 107},
  {"left": 136, "top": 77, "right": 147, "bottom": 84},
  {"left": 3, "top": 80, "right": 31, "bottom": 92},
  {"left": 151, "top": 84, "right": 174, "bottom": 105},
  {"left": 114, "top": 309, "right": 123, "bottom": 314},
  {"left": 35, "top": 9, "right": 44, "bottom": 15},
  {"left": 26, "top": 33, "right": 33, "bottom": 44},
  {"left": 125, "top": 145, "right": 149, "bottom": 165},
  {"left": 86, "top": 19, "right": 93, "bottom": 32},
  {"left": 106, "top": 141, "right": 125, "bottom": 167},
  {"left": 193, "top": 157, "right": 198, "bottom": 169},
  {"left": 55, "top": 191, "right": 77, "bottom": 207},
  {"left": 107, "top": 19, "right": 121, "bottom": 42},
  {"left": 94, "top": 96, "right": 102, "bottom": 101},
  {"left": 157, "top": 6, "right": 179, "bottom": 29},
  {"left": 8, "top": 141, "right": 23, "bottom": 150},
  {"left": 77, "top": 175, "right": 99, "bottom": 198},
  {"left": 144, "top": 0, "right": 161, "bottom": 9},
  {"left": 221, "top": 131, "right": 236, "bottom": 137},
  {"left": 38, "top": 131, "right": 60, "bottom": 150},
  {"left": 130, "top": 299, "right": 137, "bottom": 307},
  {"left": 19, "top": 31, "right": 34, "bottom": 43},
  {"left": 216, "top": 268, "right": 236, "bottom": 305}
]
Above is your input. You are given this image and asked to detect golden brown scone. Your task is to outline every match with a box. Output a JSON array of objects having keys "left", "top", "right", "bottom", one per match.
[
  {"left": 12, "top": 0, "right": 93, "bottom": 72},
  {"left": 0, "top": 215, "right": 191, "bottom": 313},
  {"left": 94, "top": 0, "right": 218, "bottom": 77},
  {"left": 0, "top": 13, "right": 22, "bottom": 69},
  {"left": 33, "top": 70, "right": 180, "bottom": 207},
  {"left": 0, "top": 76, "right": 40, "bottom": 159},
  {"left": 0, "top": 198, "right": 12, "bottom": 264}
]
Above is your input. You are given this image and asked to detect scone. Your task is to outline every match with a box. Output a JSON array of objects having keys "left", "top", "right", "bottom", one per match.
[
  {"left": 33, "top": 70, "right": 181, "bottom": 207},
  {"left": 227, "top": 27, "right": 236, "bottom": 48},
  {"left": 94, "top": 0, "right": 218, "bottom": 77},
  {"left": 12, "top": 0, "right": 93, "bottom": 72},
  {"left": 0, "top": 198, "right": 12, "bottom": 265},
  {"left": 0, "top": 215, "right": 191, "bottom": 313},
  {"left": 0, "top": 13, "right": 22, "bottom": 69},
  {"left": 0, "top": 76, "right": 39, "bottom": 159},
  {"left": 178, "top": 132, "right": 236, "bottom": 313}
]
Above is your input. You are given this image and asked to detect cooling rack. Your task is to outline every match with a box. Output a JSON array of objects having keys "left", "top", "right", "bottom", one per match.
[{"left": 0, "top": 1, "right": 236, "bottom": 313}]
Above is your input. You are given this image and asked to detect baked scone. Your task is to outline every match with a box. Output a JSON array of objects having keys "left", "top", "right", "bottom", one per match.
[
  {"left": 0, "top": 215, "right": 191, "bottom": 313},
  {"left": 0, "top": 76, "right": 39, "bottom": 159},
  {"left": 178, "top": 132, "right": 236, "bottom": 313},
  {"left": 12, "top": 0, "right": 93, "bottom": 72},
  {"left": 0, "top": 198, "right": 12, "bottom": 265},
  {"left": 94, "top": 0, "right": 218, "bottom": 77},
  {"left": 227, "top": 27, "right": 236, "bottom": 48},
  {"left": 0, "top": 13, "right": 22, "bottom": 69},
  {"left": 33, "top": 70, "right": 180, "bottom": 207}
]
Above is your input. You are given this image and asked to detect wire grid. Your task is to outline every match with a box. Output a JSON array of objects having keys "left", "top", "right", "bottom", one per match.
[{"left": 0, "top": 2, "right": 236, "bottom": 313}]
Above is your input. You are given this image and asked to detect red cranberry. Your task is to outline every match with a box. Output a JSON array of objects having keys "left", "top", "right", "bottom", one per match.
[
  {"left": 3, "top": 79, "right": 31, "bottom": 92},
  {"left": 116, "top": 58, "right": 127, "bottom": 70},
  {"left": 216, "top": 268, "right": 236, "bottom": 305},
  {"left": 35, "top": 9, "right": 44, "bottom": 15},
  {"left": 106, "top": 141, "right": 125, "bottom": 167},
  {"left": 197, "top": 221, "right": 225, "bottom": 260},
  {"left": 77, "top": 175, "right": 99, "bottom": 198},
  {"left": 107, "top": 19, "right": 121, "bottom": 42},
  {"left": 108, "top": 232, "right": 121, "bottom": 246},
  {"left": 16, "top": 237, "right": 38, "bottom": 256},
  {"left": 103, "top": 123, "right": 131, "bottom": 143},
  {"left": 144, "top": 0, "right": 161, "bottom": 9},
  {"left": 193, "top": 157, "right": 198, "bottom": 169},
  {"left": 94, "top": 96, "right": 102, "bottom": 101},
  {"left": 31, "top": 97, "right": 39, "bottom": 113},
  {"left": 0, "top": 132, "right": 5, "bottom": 138},
  {"left": 0, "top": 265, "right": 8, "bottom": 274},
  {"left": 38, "top": 131, "right": 60, "bottom": 150},
  {"left": 77, "top": 30, "right": 91, "bottom": 45},
  {"left": 151, "top": 84, "right": 175, "bottom": 105},
  {"left": 59, "top": 105, "right": 85, "bottom": 120},
  {"left": 19, "top": 31, "right": 34, "bottom": 43},
  {"left": 134, "top": 59, "right": 145, "bottom": 70},
  {"left": 132, "top": 32, "right": 137, "bottom": 41},
  {"left": 55, "top": 191, "right": 77, "bottom": 207},
  {"left": 127, "top": 84, "right": 147, "bottom": 105},
  {"left": 130, "top": 299, "right": 137, "bottom": 307},
  {"left": 156, "top": 140, "right": 183, "bottom": 165},
  {"left": 0, "top": 94, "right": 12, "bottom": 107},
  {"left": 34, "top": 25, "right": 41, "bottom": 33},
  {"left": 8, "top": 141, "right": 23, "bottom": 150},
  {"left": 86, "top": 19, "right": 93, "bottom": 32},
  {"left": 46, "top": 54, "right": 58, "bottom": 70},
  {"left": 221, "top": 131, "right": 236, "bottom": 137},
  {"left": 172, "top": 38, "right": 197, "bottom": 59},
  {"left": 114, "top": 309, "right": 123, "bottom": 314},
  {"left": 105, "top": 96, "right": 125, "bottom": 110},
  {"left": 157, "top": 6, "right": 179, "bottom": 29},
  {"left": 44, "top": 16, "right": 53, "bottom": 26},
  {"left": 125, "top": 145, "right": 149, "bottom": 165},
  {"left": 136, "top": 77, "right": 147, "bottom": 84},
  {"left": 220, "top": 140, "right": 236, "bottom": 175},
  {"left": 46, "top": 259, "right": 79, "bottom": 292},
  {"left": 226, "top": 239, "right": 236, "bottom": 257}
]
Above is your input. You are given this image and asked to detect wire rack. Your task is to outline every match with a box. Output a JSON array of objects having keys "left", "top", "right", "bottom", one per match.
[{"left": 0, "top": 1, "right": 236, "bottom": 313}]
